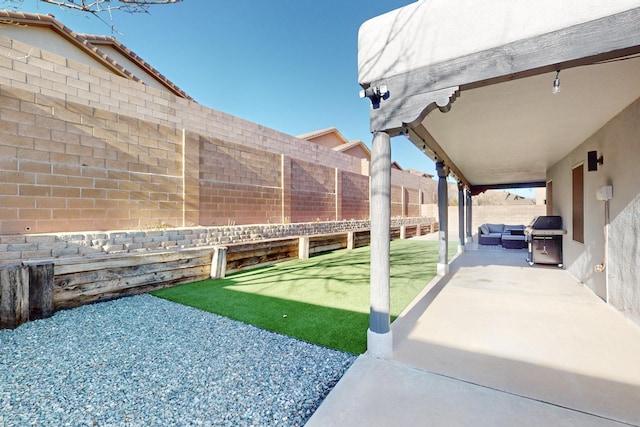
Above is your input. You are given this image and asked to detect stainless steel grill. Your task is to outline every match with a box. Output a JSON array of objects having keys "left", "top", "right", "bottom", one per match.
[{"left": 524, "top": 216, "right": 566, "bottom": 267}]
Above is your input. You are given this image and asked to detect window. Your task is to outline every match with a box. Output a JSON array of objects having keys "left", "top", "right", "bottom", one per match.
[{"left": 572, "top": 165, "right": 584, "bottom": 243}]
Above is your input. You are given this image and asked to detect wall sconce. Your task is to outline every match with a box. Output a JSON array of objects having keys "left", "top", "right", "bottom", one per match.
[
  {"left": 587, "top": 150, "right": 603, "bottom": 171},
  {"left": 552, "top": 71, "right": 561, "bottom": 94}
]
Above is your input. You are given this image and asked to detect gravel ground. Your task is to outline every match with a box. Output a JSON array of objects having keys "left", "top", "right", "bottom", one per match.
[{"left": 0, "top": 294, "right": 355, "bottom": 426}]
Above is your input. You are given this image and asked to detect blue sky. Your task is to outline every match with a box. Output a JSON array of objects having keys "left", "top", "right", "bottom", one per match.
[
  {"left": 16, "top": 1, "right": 432, "bottom": 167},
  {"left": 14, "top": 1, "right": 534, "bottom": 197}
]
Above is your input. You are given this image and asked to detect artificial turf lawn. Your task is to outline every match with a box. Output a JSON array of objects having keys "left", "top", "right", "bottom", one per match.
[{"left": 152, "top": 239, "right": 455, "bottom": 354}]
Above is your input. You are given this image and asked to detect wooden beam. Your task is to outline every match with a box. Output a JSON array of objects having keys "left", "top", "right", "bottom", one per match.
[
  {"left": 407, "top": 124, "right": 471, "bottom": 190},
  {"left": 471, "top": 181, "right": 547, "bottom": 196},
  {"left": 369, "top": 7, "right": 640, "bottom": 132},
  {"left": 0, "top": 266, "right": 29, "bottom": 329},
  {"left": 28, "top": 263, "right": 54, "bottom": 321},
  {"left": 211, "top": 246, "right": 227, "bottom": 279}
]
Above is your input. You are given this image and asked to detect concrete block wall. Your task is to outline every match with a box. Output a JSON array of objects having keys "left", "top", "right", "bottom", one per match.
[
  {"left": 391, "top": 185, "right": 404, "bottom": 217},
  {"left": 405, "top": 187, "right": 421, "bottom": 217},
  {"left": 0, "top": 34, "right": 438, "bottom": 238},
  {"left": 198, "top": 134, "right": 283, "bottom": 225},
  {"left": 0, "top": 86, "right": 185, "bottom": 234},
  {"left": 420, "top": 205, "right": 546, "bottom": 233},
  {"left": 390, "top": 167, "right": 436, "bottom": 218},
  {"left": 290, "top": 159, "right": 336, "bottom": 223},
  {"left": 341, "top": 171, "right": 369, "bottom": 220}
]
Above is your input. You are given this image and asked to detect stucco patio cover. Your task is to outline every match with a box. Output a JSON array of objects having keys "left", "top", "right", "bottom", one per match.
[{"left": 358, "top": 0, "right": 640, "bottom": 191}]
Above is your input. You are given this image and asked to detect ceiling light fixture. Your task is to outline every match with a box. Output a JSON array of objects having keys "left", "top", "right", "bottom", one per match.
[{"left": 552, "top": 70, "right": 561, "bottom": 94}]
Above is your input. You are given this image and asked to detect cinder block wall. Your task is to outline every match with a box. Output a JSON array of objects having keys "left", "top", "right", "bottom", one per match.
[
  {"left": 420, "top": 205, "right": 546, "bottom": 232},
  {"left": 340, "top": 171, "right": 369, "bottom": 220},
  {"left": 0, "top": 35, "right": 437, "bottom": 236},
  {"left": 198, "top": 134, "right": 284, "bottom": 225},
  {"left": 290, "top": 159, "right": 336, "bottom": 223}
]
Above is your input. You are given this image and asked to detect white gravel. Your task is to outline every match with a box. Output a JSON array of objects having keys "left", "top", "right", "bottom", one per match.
[{"left": 0, "top": 294, "right": 355, "bottom": 426}]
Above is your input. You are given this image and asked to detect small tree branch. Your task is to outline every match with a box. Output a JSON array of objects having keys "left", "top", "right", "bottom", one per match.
[{"left": 39, "top": 0, "right": 182, "bottom": 15}]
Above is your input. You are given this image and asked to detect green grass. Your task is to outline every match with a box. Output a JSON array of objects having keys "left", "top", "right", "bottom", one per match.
[{"left": 152, "top": 239, "right": 456, "bottom": 354}]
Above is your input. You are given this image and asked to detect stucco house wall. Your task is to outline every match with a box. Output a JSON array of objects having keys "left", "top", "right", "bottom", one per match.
[
  {"left": 548, "top": 96, "right": 640, "bottom": 326},
  {"left": 341, "top": 145, "right": 370, "bottom": 160},
  {"left": 304, "top": 133, "right": 342, "bottom": 150}
]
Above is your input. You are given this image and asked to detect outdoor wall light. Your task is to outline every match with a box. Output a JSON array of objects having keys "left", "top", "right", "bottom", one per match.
[
  {"left": 552, "top": 71, "right": 561, "bottom": 94},
  {"left": 587, "top": 150, "right": 604, "bottom": 171},
  {"left": 359, "top": 85, "right": 389, "bottom": 109}
]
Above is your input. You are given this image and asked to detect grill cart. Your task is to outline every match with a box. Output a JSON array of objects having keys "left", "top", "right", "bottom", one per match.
[{"left": 524, "top": 216, "right": 566, "bottom": 267}]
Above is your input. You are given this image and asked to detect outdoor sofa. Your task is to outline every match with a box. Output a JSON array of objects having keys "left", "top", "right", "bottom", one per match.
[{"left": 478, "top": 223, "right": 527, "bottom": 249}]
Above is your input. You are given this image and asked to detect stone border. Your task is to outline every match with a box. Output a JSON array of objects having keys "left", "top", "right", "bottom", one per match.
[{"left": 0, "top": 218, "right": 436, "bottom": 266}]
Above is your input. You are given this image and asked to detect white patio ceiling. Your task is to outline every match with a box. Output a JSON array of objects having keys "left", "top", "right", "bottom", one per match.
[
  {"left": 422, "top": 56, "right": 640, "bottom": 188},
  {"left": 358, "top": 0, "right": 640, "bottom": 192}
]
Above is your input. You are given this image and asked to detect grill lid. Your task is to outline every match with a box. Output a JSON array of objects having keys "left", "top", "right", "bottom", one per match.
[{"left": 528, "top": 216, "right": 563, "bottom": 230}]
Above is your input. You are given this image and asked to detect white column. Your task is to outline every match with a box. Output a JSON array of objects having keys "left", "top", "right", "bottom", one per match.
[
  {"left": 466, "top": 190, "right": 473, "bottom": 243},
  {"left": 458, "top": 182, "right": 465, "bottom": 253},
  {"left": 368, "top": 131, "right": 393, "bottom": 357},
  {"left": 437, "top": 162, "right": 449, "bottom": 276}
]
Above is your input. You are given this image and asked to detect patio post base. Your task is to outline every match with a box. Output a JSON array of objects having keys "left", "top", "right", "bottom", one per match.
[
  {"left": 367, "top": 328, "right": 393, "bottom": 358},
  {"left": 437, "top": 262, "right": 450, "bottom": 276}
]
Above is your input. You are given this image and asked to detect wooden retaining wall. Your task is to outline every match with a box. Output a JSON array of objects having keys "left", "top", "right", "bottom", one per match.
[
  {"left": 0, "top": 263, "right": 52, "bottom": 329},
  {"left": 225, "top": 238, "right": 300, "bottom": 274},
  {"left": 4, "top": 223, "right": 436, "bottom": 329},
  {"left": 50, "top": 248, "right": 213, "bottom": 310}
]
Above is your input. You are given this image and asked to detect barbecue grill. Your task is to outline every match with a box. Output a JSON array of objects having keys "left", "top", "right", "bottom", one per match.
[{"left": 524, "top": 216, "right": 566, "bottom": 267}]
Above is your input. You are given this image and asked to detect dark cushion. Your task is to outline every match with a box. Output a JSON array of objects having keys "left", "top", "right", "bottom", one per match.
[
  {"left": 478, "top": 234, "right": 501, "bottom": 245},
  {"left": 487, "top": 224, "right": 504, "bottom": 233}
]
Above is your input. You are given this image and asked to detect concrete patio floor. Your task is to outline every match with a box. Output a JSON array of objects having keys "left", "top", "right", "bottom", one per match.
[{"left": 307, "top": 240, "right": 640, "bottom": 426}]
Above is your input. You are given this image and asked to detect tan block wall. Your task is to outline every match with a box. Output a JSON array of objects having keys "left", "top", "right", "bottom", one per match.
[
  {"left": 198, "top": 135, "right": 283, "bottom": 226},
  {"left": 0, "top": 35, "right": 438, "bottom": 237},
  {"left": 290, "top": 159, "right": 336, "bottom": 223},
  {"left": 421, "top": 204, "right": 546, "bottom": 232},
  {"left": 341, "top": 171, "right": 369, "bottom": 220},
  {"left": 0, "top": 87, "right": 185, "bottom": 234},
  {"left": 391, "top": 185, "right": 404, "bottom": 217}
]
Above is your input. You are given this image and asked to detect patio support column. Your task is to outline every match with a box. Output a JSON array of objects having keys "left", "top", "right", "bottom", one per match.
[
  {"left": 436, "top": 161, "right": 449, "bottom": 276},
  {"left": 466, "top": 190, "right": 473, "bottom": 244},
  {"left": 368, "top": 131, "right": 393, "bottom": 358},
  {"left": 457, "top": 182, "right": 465, "bottom": 253}
]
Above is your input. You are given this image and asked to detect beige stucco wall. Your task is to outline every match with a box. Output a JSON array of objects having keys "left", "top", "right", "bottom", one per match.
[
  {"left": 305, "top": 133, "right": 343, "bottom": 150},
  {"left": 547, "top": 96, "right": 640, "bottom": 326},
  {"left": 94, "top": 45, "right": 168, "bottom": 92}
]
